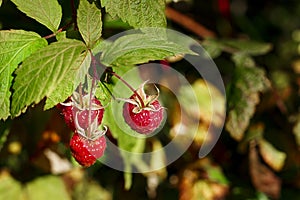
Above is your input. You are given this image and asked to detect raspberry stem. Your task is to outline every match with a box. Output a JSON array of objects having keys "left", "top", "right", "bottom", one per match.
[
  {"left": 87, "top": 52, "right": 98, "bottom": 138},
  {"left": 110, "top": 71, "right": 145, "bottom": 108},
  {"left": 78, "top": 83, "right": 84, "bottom": 106}
]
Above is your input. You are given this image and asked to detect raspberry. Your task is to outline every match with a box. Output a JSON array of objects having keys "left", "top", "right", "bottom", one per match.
[
  {"left": 57, "top": 97, "right": 75, "bottom": 131},
  {"left": 57, "top": 93, "right": 104, "bottom": 132},
  {"left": 74, "top": 97, "right": 104, "bottom": 130},
  {"left": 123, "top": 82, "right": 164, "bottom": 134},
  {"left": 69, "top": 131, "right": 106, "bottom": 167}
]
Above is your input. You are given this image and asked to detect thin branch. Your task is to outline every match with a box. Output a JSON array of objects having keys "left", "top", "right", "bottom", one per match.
[
  {"left": 165, "top": 6, "right": 216, "bottom": 39},
  {"left": 43, "top": 0, "right": 77, "bottom": 39},
  {"left": 43, "top": 21, "right": 73, "bottom": 39}
]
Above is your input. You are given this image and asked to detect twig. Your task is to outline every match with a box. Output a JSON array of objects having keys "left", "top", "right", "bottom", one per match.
[
  {"left": 165, "top": 6, "right": 216, "bottom": 39},
  {"left": 43, "top": 21, "right": 73, "bottom": 39}
]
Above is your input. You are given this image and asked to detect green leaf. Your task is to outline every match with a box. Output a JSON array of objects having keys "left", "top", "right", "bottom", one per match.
[
  {"left": 221, "top": 39, "right": 272, "bottom": 55},
  {"left": 201, "top": 38, "right": 272, "bottom": 57},
  {"left": 227, "top": 93, "right": 259, "bottom": 141},
  {"left": 100, "top": 32, "right": 196, "bottom": 66},
  {"left": 0, "top": 30, "right": 47, "bottom": 120},
  {"left": 10, "top": 0, "right": 62, "bottom": 32},
  {"left": 103, "top": 17, "right": 132, "bottom": 30},
  {"left": 258, "top": 139, "right": 286, "bottom": 171},
  {"left": 11, "top": 39, "right": 86, "bottom": 117},
  {"left": 77, "top": 0, "right": 102, "bottom": 47},
  {"left": 206, "top": 165, "right": 229, "bottom": 185},
  {"left": 178, "top": 79, "right": 226, "bottom": 127},
  {"left": 0, "top": 171, "right": 23, "bottom": 200},
  {"left": 24, "top": 175, "right": 71, "bottom": 200},
  {"left": 201, "top": 39, "right": 223, "bottom": 59},
  {"left": 101, "top": 0, "right": 166, "bottom": 28},
  {"left": 92, "top": 39, "right": 112, "bottom": 55},
  {"left": 44, "top": 50, "right": 91, "bottom": 110},
  {"left": 0, "top": 0, "right": 2, "bottom": 7},
  {"left": 226, "top": 66, "right": 270, "bottom": 141},
  {"left": 234, "top": 65, "right": 270, "bottom": 93}
]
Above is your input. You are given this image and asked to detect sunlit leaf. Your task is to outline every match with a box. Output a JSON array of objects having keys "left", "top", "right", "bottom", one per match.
[
  {"left": 10, "top": 0, "right": 62, "bottom": 32},
  {"left": 258, "top": 139, "right": 286, "bottom": 171},
  {"left": 101, "top": 0, "right": 166, "bottom": 28},
  {"left": 100, "top": 31, "right": 196, "bottom": 66},
  {"left": 77, "top": 0, "right": 102, "bottom": 47},
  {"left": 0, "top": 30, "right": 47, "bottom": 120},
  {"left": 11, "top": 39, "right": 86, "bottom": 117},
  {"left": 44, "top": 50, "right": 91, "bottom": 110},
  {"left": 178, "top": 79, "right": 226, "bottom": 127}
]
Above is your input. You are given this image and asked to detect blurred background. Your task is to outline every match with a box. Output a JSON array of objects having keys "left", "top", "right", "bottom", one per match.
[{"left": 0, "top": 0, "right": 300, "bottom": 199}]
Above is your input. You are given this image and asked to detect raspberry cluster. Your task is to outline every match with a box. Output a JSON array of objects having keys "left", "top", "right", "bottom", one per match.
[
  {"left": 57, "top": 92, "right": 107, "bottom": 167},
  {"left": 57, "top": 82, "right": 164, "bottom": 167}
]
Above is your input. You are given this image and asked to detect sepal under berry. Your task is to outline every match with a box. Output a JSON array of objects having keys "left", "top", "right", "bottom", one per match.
[{"left": 122, "top": 81, "right": 165, "bottom": 134}]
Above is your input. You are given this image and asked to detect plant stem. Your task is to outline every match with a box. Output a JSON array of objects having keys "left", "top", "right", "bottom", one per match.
[
  {"left": 43, "top": 21, "right": 73, "bottom": 39},
  {"left": 78, "top": 83, "right": 84, "bottom": 106},
  {"left": 87, "top": 52, "right": 98, "bottom": 138},
  {"left": 110, "top": 71, "right": 145, "bottom": 107}
]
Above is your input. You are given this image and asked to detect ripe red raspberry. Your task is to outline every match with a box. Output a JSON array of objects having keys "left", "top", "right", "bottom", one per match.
[
  {"left": 57, "top": 93, "right": 104, "bottom": 132},
  {"left": 57, "top": 97, "right": 75, "bottom": 131},
  {"left": 69, "top": 131, "right": 106, "bottom": 167},
  {"left": 123, "top": 82, "right": 164, "bottom": 134},
  {"left": 73, "top": 97, "right": 104, "bottom": 130}
]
